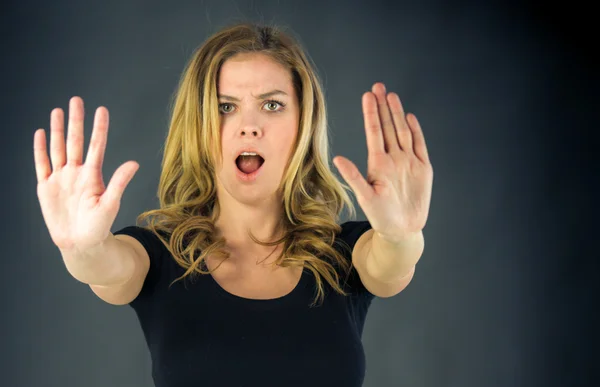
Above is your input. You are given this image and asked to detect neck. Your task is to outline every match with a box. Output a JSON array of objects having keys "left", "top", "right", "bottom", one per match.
[{"left": 214, "top": 195, "right": 285, "bottom": 255}]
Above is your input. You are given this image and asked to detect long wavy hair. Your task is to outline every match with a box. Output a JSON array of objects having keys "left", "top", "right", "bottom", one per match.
[{"left": 136, "top": 21, "right": 358, "bottom": 307}]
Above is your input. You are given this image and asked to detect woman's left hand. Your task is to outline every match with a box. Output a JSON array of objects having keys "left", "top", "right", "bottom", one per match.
[{"left": 333, "top": 82, "right": 433, "bottom": 240}]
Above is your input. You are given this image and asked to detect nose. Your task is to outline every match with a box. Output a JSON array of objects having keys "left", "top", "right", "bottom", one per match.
[
  {"left": 237, "top": 109, "right": 264, "bottom": 138},
  {"left": 239, "top": 125, "right": 263, "bottom": 138}
]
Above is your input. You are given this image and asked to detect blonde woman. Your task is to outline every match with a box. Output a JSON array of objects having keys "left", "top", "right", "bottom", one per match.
[{"left": 34, "top": 22, "right": 433, "bottom": 387}]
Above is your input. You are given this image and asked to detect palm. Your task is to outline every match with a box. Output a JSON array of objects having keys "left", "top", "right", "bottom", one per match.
[
  {"left": 38, "top": 164, "right": 109, "bottom": 249},
  {"left": 34, "top": 97, "right": 139, "bottom": 252},
  {"left": 333, "top": 83, "right": 433, "bottom": 238}
]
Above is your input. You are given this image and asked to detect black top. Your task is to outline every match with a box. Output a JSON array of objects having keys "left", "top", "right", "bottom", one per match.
[{"left": 114, "top": 221, "right": 375, "bottom": 387}]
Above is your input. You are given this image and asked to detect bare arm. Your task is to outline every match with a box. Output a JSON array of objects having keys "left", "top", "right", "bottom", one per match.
[
  {"left": 33, "top": 97, "right": 144, "bottom": 306},
  {"left": 61, "top": 233, "right": 150, "bottom": 305}
]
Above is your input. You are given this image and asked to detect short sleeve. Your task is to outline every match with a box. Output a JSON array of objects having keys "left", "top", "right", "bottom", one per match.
[
  {"left": 113, "top": 225, "right": 168, "bottom": 306},
  {"left": 336, "top": 220, "right": 374, "bottom": 299}
]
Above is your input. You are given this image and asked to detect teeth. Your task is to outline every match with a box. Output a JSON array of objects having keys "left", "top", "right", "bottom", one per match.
[{"left": 240, "top": 152, "right": 258, "bottom": 156}]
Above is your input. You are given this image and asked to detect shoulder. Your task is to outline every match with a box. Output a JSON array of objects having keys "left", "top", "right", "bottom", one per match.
[
  {"left": 333, "top": 220, "right": 377, "bottom": 300},
  {"left": 113, "top": 225, "right": 172, "bottom": 305},
  {"left": 113, "top": 225, "right": 170, "bottom": 252},
  {"left": 335, "top": 220, "right": 373, "bottom": 254}
]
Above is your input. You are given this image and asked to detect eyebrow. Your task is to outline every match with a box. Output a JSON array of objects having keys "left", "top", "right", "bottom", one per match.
[{"left": 217, "top": 89, "right": 288, "bottom": 102}]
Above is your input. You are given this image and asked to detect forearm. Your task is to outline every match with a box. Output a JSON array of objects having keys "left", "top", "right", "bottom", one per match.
[
  {"left": 365, "top": 230, "right": 424, "bottom": 283},
  {"left": 60, "top": 233, "right": 136, "bottom": 286}
]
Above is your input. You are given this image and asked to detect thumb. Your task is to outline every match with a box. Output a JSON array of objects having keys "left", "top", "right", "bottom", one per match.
[
  {"left": 333, "top": 156, "right": 373, "bottom": 202},
  {"left": 101, "top": 161, "right": 140, "bottom": 210}
]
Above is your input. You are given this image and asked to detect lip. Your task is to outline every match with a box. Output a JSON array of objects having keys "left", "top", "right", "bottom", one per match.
[
  {"left": 235, "top": 159, "right": 264, "bottom": 182},
  {"left": 233, "top": 146, "right": 265, "bottom": 183},
  {"left": 234, "top": 146, "right": 265, "bottom": 160}
]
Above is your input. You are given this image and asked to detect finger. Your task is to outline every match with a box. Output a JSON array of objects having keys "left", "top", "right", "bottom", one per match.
[
  {"left": 49, "top": 107, "right": 66, "bottom": 170},
  {"left": 100, "top": 161, "right": 140, "bottom": 210},
  {"left": 84, "top": 107, "right": 109, "bottom": 171},
  {"left": 407, "top": 113, "right": 430, "bottom": 163},
  {"left": 333, "top": 156, "right": 374, "bottom": 203},
  {"left": 371, "top": 83, "right": 400, "bottom": 154},
  {"left": 362, "top": 92, "right": 385, "bottom": 157},
  {"left": 387, "top": 93, "right": 413, "bottom": 153},
  {"left": 33, "top": 129, "right": 51, "bottom": 183},
  {"left": 66, "top": 96, "right": 85, "bottom": 166}
]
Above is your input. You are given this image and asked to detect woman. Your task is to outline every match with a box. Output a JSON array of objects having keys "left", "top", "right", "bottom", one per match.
[{"left": 34, "top": 22, "right": 433, "bottom": 387}]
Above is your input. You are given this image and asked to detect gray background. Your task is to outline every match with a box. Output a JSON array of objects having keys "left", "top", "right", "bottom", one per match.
[{"left": 2, "top": 0, "right": 597, "bottom": 386}]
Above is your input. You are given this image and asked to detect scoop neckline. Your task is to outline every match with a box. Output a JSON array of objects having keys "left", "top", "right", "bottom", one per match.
[{"left": 206, "top": 264, "right": 308, "bottom": 305}]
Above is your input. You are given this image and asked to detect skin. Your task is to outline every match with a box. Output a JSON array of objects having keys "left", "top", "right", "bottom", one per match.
[
  {"left": 332, "top": 81, "right": 433, "bottom": 296},
  {"left": 213, "top": 53, "right": 300, "bottom": 266},
  {"left": 31, "top": 49, "right": 431, "bottom": 298}
]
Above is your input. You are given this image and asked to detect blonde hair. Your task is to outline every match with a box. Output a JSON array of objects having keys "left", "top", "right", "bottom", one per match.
[{"left": 136, "top": 21, "right": 358, "bottom": 307}]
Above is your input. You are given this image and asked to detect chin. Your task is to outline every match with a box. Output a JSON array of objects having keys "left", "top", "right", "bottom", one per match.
[{"left": 216, "top": 173, "right": 278, "bottom": 206}]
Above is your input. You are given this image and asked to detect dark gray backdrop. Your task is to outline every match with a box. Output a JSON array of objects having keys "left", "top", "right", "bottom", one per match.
[{"left": 2, "top": 1, "right": 597, "bottom": 386}]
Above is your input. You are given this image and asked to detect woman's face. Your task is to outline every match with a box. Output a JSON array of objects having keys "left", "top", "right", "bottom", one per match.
[{"left": 215, "top": 52, "right": 300, "bottom": 206}]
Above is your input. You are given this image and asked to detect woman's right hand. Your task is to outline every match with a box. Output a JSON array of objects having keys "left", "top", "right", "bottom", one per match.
[{"left": 34, "top": 97, "right": 140, "bottom": 253}]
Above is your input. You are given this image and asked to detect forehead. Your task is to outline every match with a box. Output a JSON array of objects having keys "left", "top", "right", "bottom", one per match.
[{"left": 218, "top": 53, "right": 293, "bottom": 94}]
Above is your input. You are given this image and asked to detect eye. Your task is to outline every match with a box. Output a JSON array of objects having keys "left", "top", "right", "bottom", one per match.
[
  {"left": 218, "top": 99, "right": 286, "bottom": 115},
  {"left": 264, "top": 99, "right": 286, "bottom": 112},
  {"left": 218, "top": 103, "right": 234, "bottom": 114}
]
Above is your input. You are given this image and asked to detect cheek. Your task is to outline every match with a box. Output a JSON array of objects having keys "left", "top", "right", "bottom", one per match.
[
  {"left": 281, "top": 115, "right": 299, "bottom": 140},
  {"left": 219, "top": 123, "right": 235, "bottom": 155},
  {"left": 272, "top": 127, "right": 297, "bottom": 158},
  {"left": 286, "top": 123, "right": 299, "bottom": 150}
]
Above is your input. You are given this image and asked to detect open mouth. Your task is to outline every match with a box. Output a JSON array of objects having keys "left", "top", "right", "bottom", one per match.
[{"left": 235, "top": 153, "right": 265, "bottom": 175}]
